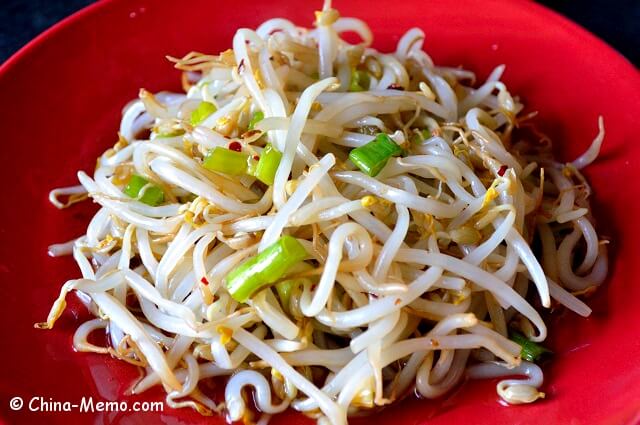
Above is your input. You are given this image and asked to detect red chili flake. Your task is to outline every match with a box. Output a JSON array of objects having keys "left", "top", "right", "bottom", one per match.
[
  {"left": 200, "top": 276, "right": 209, "bottom": 285},
  {"left": 228, "top": 141, "right": 242, "bottom": 152},
  {"left": 253, "top": 155, "right": 260, "bottom": 161},
  {"left": 498, "top": 165, "right": 508, "bottom": 176},
  {"left": 238, "top": 58, "right": 245, "bottom": 73},
  {"left": 387, "top": 84, "right": 405, "bottom": 91}
]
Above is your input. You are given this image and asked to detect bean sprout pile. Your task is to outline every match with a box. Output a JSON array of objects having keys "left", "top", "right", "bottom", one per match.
[{"left": 39, "top": 2, "right": 608, "bottom": 424}]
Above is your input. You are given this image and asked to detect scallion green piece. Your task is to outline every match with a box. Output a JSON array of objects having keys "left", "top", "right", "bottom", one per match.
[
  {"left": 348, "top": 133, "right": 403, "bottom": 177},
  {"left": 275, "top": 280, "right": 295, "bottom": 312},
  {"left": 410, "top": 129, "right": 430, "bottom": 144},
  {"left": 226, "top": 236, "right": 308, "bottom": 303},
  {"left": 253, "top": 144, "right": 282, "bottom": 185},
  {"left": 349, "top": 70, "right": 370, "bottom": 92},
  {"left": 190, "top": 101, "right": 217, "bottom": 125},
  {"left": 123, "top": 175, "right": 164, "bottom": 206},
  {"left": 248, "top": 110, "right": 264, "bottom": 130},
  {"left": 156, "top": 129, "right": 186, "bottom": 139},
  {"left": 275, "top": 278, "right": 308, "bottom": 313},
  {"left": 203, "top": 147, "right": 249, "bottom": 176},
  {"left": 510, "top": 332, "right": 552, "bottom": 362}
]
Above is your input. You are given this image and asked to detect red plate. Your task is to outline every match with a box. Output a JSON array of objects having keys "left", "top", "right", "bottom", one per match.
[{"left": 1, "top": 0, "right": 639, "bottom": 424}]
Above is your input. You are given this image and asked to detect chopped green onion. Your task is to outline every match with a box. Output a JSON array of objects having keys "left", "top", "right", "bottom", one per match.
[
  {"left": 190, "top": 101, "right": 217, "bottom": 125},
  {"left": 349, "top": 70, "right": 370, "bottom": 92},
  {"left": 123, "top": 175, "right": 164, "bottom": 206},
  {"left": 226, "top": 236, "right": 308, "bottom": 303},
  {"left": 410, "top": 129, "right": 430, "bottom": 144},
  {"left": 253, "top": 144, "right": 282, "bottom": 185},
  {"left": 156, "top": 129, "right": 186, "bottom": 139},
  {"left": 248, "top": 110, "right": 264, "bottom": 130},
  {"left": 203, "top": 147, "right": 250, "bottom": 176},
  {"left": 348, "top": 133, "right": 403, "bottom": 177},
  {"left": 274, "top": 278, "right": 308, "bottom": 313},
  {"left": 510, "top": 332, "right": 552, "bottom": 362}
]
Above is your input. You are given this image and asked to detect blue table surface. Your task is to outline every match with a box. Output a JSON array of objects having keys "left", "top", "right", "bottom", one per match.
[{"left": 1, "top": 0, "right": 638, "bottom": 65}]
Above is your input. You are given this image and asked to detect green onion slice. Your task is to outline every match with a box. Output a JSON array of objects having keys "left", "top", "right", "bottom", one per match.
[
  {"left": 226, "top": 236, "right": 308, "bottom": 303},
  {"left": 274, "top": 278, "right": 308, "bottom": 313},
  {"left": 253, "top": 144, "right": 282, "bottom": 185},
  {"left": 190, "top": 101, "right": 217, "bottom": 126},
  {"left": 349, "top": 70, "right": 370, "bottom": 92},
  {"left": 410, "top": 129, "right": 431, "bottom": 144},
  {"left": 248, "top": 110, "right": 264, "bottom": 130},
  {"left": 203, "top": 147, "right": 250, "bottom": 176},
  {"left": 510, "top": 332, "right": 552, "bottom": 362},
  {"left": 123, "top": 175, "right": 165, "bottom": 206},
  {"left": 156, "top": 129, "right": 186, "bottom": 139},
  {"left": 348, "top": 133, "right": 403, "bottom": 177}
]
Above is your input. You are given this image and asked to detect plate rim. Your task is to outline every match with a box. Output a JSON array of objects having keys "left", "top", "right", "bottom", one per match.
[
  {"left": 1, "top": 1, "right": 639, "bottom": 424},
  {"left": 1, "top": 0, "right": 637, "bottom": 82}
]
